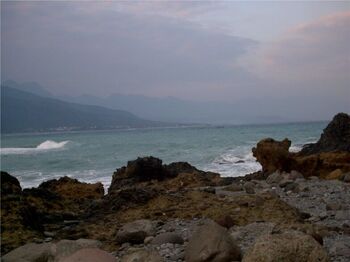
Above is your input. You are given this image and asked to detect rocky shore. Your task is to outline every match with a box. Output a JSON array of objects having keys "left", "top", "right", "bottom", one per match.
[{"left": 1, "top": 113, "right": 350, "bottom": 262}]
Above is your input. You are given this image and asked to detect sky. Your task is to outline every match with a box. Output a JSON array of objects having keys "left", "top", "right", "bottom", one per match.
[{"left": 1, "top": 1, "right": 350, "bottom": 121}]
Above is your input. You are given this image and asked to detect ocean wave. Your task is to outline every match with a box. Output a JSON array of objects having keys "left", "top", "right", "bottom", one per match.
[
  {"left": 0, "top": 140, "right": 69, "bottom": 155},
  {"left": 204, "top": 147, "right": 262, "bottom": 177}
]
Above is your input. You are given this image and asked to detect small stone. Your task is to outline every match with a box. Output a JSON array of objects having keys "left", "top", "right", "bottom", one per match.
[
  {"left": 326, "top": 202, "right": 342, "bottom": 211},
  {"left": 44, "top": 237, "right": 52, "bottom": 242},
  {"left": 244, "top": 182, "right": 255, "bottom": 194},
  {"left": 343, "top": 173, "right": 350, "bottom": 183},
  {"left": 279, "top": 179, "right": 294, "bottom": 188},
  {"left": 44, "top": 231, "right": 55, "bottom": 237},
  {"left": 144, "top": 236, "right": 154, "bottom": 244}
]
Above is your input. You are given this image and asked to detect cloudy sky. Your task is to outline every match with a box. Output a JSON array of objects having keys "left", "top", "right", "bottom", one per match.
[{"left": 1, "top": 1, "right": 349, "bottom": 120}]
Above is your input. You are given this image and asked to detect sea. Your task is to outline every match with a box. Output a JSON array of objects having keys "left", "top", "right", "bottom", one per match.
[{"left": 0, "top": 121, "right": 327, "bottom": 190}]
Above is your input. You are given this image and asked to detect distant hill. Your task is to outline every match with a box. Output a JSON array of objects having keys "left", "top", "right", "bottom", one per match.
[{"left": 1, "top": 86, "right": 163, "bottom": 133}]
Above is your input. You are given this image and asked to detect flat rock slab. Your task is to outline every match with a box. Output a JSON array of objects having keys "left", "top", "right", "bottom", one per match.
[{"left": 61, "top": 248, "right": 116, "bottom": 262}]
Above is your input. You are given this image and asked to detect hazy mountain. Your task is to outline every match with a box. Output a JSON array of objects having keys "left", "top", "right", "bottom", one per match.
[
  {"left": 1, "top": 86, "right": 163, "bottom": 133},
  {"left": 59, "top": 93, "right": 292, "bottom": 124},
  {"left": 1, "top": 80, "right": 53, "bottom": 97}
]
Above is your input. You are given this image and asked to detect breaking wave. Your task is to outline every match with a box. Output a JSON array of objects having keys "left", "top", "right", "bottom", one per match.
[{"left": 1, "top": 140, "right": 69, "bottom": 155}]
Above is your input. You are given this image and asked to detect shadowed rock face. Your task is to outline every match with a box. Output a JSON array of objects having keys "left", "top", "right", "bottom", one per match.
[
  {"left": 0, "top": 174, "right": 104, "bottom": 254},
  {"left": 301, "top": 112, "right": 350, "bottom": 155},
  {"left": 252, "top": 113, "right": 350, "bottom": 178}
]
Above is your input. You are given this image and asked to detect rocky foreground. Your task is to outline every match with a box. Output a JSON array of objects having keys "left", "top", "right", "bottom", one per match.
[{"left": 1, "top": 113, "right": 350, "bottom": 262}]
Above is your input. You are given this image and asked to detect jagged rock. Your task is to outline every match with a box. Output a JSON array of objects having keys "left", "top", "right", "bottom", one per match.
[
  {"left": 151, "top": 232, "right": 184, "bottom": 245},
  {"left": 252, "top": 138, "right": 350, "bottom": 178},
  {"left": 301, "top": 112, "right": 350, "bottom": 155},
  {"left": 252, "top": 138, "right": 294, "bottom": 174},
  {"left": 1, "top": 243, "right": 53, "bottom": 262},
  {"left": 1, "top": 171, "right": 22, "bottom": 196},
  {"left": 116, "top": 219, "right": 156, "bottom": 244},
  {"left": 242, "top": 230, "right": 329, "bottom": 262},
  {"left": 60, "top": 248, "right": 116, "bottom": 262},
  {"left": 121, "top": 250, "right": 163, "bottom": 262},
  {"left": 185, "top": 220, "right": 241, "bottom": 262},
  {"left": 39, "top": 176, "right": 104, "bottom": 200}
]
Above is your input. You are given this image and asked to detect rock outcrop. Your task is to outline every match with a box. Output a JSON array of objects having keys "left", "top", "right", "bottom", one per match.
[
  {"left": 252, "top": 113, "right": 350, "bottom": 179},
  {"left": 301, "top": 112, "right": 350, "bottom": 155},
  {"left": 0, "top": 173, "right": 104, "bottom": 254},
  {"left": 252, "top": 138, "right": 294, "bottom": 174}
]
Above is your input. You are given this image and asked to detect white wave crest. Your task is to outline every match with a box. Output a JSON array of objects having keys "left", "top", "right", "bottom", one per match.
[
  {"left": 1, "top": 140, "right": 69, "bottom": 155},
  {"left": 205, "top": 147, "right": 262, "bottom": 177}
]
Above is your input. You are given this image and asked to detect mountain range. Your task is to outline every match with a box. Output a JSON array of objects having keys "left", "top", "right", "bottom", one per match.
[{"left": 1, "top": 84, "right": 164, "bottom": 133}]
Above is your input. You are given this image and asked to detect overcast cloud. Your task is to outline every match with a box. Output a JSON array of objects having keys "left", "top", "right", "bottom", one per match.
[{"left": 1, "top": 1, "right": 349, "bottom": 120}]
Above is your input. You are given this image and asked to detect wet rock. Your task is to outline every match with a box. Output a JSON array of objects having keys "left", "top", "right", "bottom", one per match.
[
  {"left": 278, "top": 179, "right": 294, "bottom": 188},
  {"left": 151, "top": 232, "right": 184, "bottom": 245},
  {"left": 60, "top": 248, "right": 116, "bottom": 262},
  {"left": 121, "top": 250, "right": 163, "bottom": 262},
  {"left": 242, "top": 230, "right": 329, "bottom": 262},
  {"left": 1, "top": 243, "right": 53, "bottom": 262},
  {"left": 185, "top": 220, "right": 241, "bottom": 262},
  {"left": 116, "top": 219, "right": 156, "bottom": 244}
]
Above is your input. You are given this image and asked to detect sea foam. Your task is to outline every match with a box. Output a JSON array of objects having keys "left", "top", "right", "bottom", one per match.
[{"left": 0, "top": 140, "right": 69, "bottom": 155}]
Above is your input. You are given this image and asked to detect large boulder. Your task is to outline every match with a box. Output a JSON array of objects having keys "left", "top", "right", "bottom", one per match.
[
  {"left": 185, "top": 220, "right": 241, "bottom": 262},
  {"left": 252, "top": 138, "right": 294, "bottom": 174},
  {"left": 242, "top": 230, "right": 329, "bottom": 262},
  {"left": 1, "top": 243, "right": 53, "bottom": 262},
  {"left": 116, "top": 219, "right": 156, "bottom": 244},
  {"left": 301, "top": 112, "right": 350, "bottom": 155},
  {"left": 60, "top": 248, "right": 116, "bottom": 262}
]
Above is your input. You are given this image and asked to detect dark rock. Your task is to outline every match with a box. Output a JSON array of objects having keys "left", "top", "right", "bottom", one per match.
[
  {"left": 1, "top": 171, "right": 22, "bottom": 196},
  {"left": 301, "top": 112, "right": 350, "bottom": 155}
]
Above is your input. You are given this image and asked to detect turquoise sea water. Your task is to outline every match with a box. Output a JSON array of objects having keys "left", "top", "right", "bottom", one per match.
[{"left": 1, "top": 122, "right": 327, "bottom": 189}]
